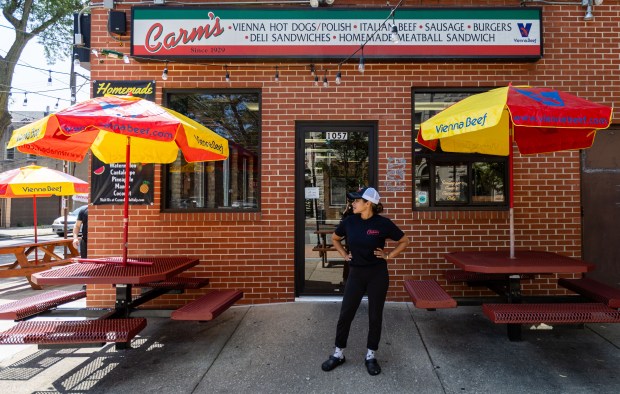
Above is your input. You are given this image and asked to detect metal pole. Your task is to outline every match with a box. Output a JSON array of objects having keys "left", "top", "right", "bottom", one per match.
[
  {"left": 123, "top": 137, "right": 131, "bottom": 265},
  {"left": 70, "top": 55, "right": 77, "bottom": 105}
]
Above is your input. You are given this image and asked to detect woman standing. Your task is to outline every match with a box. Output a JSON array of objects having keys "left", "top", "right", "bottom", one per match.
[{"left": 321, "top": 187, "right": 410, "bottom": 376}]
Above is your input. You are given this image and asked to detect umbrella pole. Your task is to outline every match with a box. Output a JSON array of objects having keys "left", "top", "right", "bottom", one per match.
[
  {"left": 509, "top": 137, "right": 515, "bottom": 259},
  {"left": 33, "top": 195, "right": 38, "bottom": 263},
  {"left": 123, "top": 136, "right": 131, "bottom": 266}
]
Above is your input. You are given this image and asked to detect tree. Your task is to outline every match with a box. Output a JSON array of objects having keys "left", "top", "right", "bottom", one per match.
[{"left": 0, "top": 0, "right": 85, "bottom": 140}]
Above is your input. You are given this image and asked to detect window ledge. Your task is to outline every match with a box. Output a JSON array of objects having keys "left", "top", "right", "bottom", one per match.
[
  {"left": 161, "top": 211, "right": 262, "bottom": 223},
  {"left": 413, "top": 210, "right": 509, "bottom": 221}
]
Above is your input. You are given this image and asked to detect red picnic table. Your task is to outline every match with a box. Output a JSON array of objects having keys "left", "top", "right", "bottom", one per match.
[
  {"left": 32, "top": 256, "right": 199, "bottom": 286},
  {"left": 445, "top": 250, "right": 599, "bottom": 341},
  {"left": 32, "top": 256, "right": 199, "bottom": 320},
  {"left": 1, "top": 256, "right": 244, "bottom": 350},
  {"left": 444, "top": 250, "right": 595, "bottom": 275}
]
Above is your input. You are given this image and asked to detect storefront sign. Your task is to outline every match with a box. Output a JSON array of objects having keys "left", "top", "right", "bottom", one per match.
[
  {"left": 90, "top": 80, "right": 155, "bottom": 205},
  {"left": 131, "top": 7, "right": 542, "bottom": 59},
  {"left": 92, "top": 80, "right": 155, "bottom": 100}
]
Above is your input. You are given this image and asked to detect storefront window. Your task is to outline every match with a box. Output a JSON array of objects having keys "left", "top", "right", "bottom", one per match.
[
  {"left": 413, "top": 90, "right": 507, "bottom": 209},
  {"left": 164, "top": 90, "right": 260, "bottom": 210}
]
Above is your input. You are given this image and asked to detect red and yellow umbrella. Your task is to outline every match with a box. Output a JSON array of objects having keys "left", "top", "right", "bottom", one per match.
[
  {"left": 7, "top": 95, "right": 229, "bottom": 265},
  {"left": 418, "top": 86, "right": 613, "bottom": 258},
  {"left": 0, "top": 165, "right": 89, "bottom": 246}
]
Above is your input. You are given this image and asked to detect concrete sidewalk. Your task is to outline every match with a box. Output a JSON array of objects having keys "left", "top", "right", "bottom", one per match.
[{"left": 0, "top": 280, "right": 619, "bottom": 393}]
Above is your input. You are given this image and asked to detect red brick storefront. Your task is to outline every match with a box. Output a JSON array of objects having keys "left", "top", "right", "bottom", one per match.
[{"left": 85, "top": 1, "right": 617, "bottom": 308}]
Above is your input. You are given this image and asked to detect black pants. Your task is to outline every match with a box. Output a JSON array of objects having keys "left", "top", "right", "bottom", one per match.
[
  {"left": 79, "top": 239, "right": 87, "bottom": 258},
  {"left": 335, "top": 263, "right": 389, "bottom": 351}
]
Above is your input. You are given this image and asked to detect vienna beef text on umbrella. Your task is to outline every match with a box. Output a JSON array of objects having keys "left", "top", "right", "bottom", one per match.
[
  {"left": 0, "top": 165, "right": 89, "bottom": 261},
  {"left": 418, "top": 86, "right": 613, "bottom": 258},
  {"left": 8, "top": 95, "right": 229, "bottom": 265}
]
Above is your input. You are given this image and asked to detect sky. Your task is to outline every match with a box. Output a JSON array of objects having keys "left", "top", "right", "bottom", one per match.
[{"left": 1, "top": 17, "right": 90, "bottom": 113}]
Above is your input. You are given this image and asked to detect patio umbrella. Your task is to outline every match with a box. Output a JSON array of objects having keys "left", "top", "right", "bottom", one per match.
[
  {"left": 418, "top": 85, "right": 613, "bottom": 258},
  {"left": 7, "top": 95, "right": 229, "bottom": 265},
  {"left": 0, "top": 165, "right": 89, "bottom": 261}
]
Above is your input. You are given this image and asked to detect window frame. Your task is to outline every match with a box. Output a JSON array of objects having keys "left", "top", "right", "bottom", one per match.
[
  {"left": 161, "top": 88, "right": 262, "bottom": 213},
  {"left": 412, "top": 88, "right": 509, "bottom": 211},
  {"left": 4, "top": 144, "right": 15, "bottom": 161}
]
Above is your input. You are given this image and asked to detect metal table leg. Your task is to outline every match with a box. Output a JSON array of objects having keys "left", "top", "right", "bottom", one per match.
[{"left": 507, "top": 275, "right": 522, "bottom": 341}]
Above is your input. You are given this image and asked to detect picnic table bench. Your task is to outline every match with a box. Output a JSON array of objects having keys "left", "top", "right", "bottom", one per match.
[
  {"left": 482, "top": 303, "right": 620, "bottom": 324},
  {"left": 558, "top": 277, "right": 620, "bottom": 309},
  {"left": 0, "top": 258, "right": 244, "bottom": 350},
  {"left": 404, "top": 279, "right": 457, "bottom": 310},
  {"left": 0, "top": 239, "right": 79, "bottom": 289},
  {"left": 0, "top": 289, "right": 86, "bottom": 320},
  {"left": 0, "top": 319, "right": 147, "bottom": 347}
]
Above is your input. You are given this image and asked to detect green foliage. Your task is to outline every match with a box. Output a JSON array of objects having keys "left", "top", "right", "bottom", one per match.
[
  {"left": 2, "top": 0, "right": 85, "bottom": 62},
  {"left": 0, "top": 0, "right": 85, "bottom": 138}
]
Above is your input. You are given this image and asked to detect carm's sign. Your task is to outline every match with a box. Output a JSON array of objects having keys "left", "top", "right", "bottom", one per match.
[{"left": 131, "top": 7, "right": 542, "bottom": 60}]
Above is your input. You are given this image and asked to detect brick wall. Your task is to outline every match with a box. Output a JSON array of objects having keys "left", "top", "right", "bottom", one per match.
[{"left": 85, "top": 1, "right": 618, "bottom": 307}]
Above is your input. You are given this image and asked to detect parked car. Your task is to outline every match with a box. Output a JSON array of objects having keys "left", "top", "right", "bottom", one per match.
[{"left": 52, "top": 205, "right": 87, "bottom": 237}]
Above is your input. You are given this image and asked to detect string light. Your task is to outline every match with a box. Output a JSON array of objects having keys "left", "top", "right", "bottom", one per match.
[
  {"left": 391, "top": 10, "right": 400, "bottom": 43},
  {"left": 0, "top": 0, "right": 403, "bottom": 98},
  {"left": 162, "top": 61, "right": 169, "bottom": 80},
  {"left": 55, "top": 98, "right": 60, "bottom": 109},
  {"left": 358, "top": 47, "right": 365, "bottom": 73},
  {"left": 23, "top": 92, "right": 27, "bottom": 107},
  {"left": 47, "top": 70, "right": 52, "bottom": 86}
]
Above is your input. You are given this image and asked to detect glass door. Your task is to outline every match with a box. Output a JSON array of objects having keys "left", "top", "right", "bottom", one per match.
[{"left": 295, "top": 122, "right": 376, "bottom": 296}]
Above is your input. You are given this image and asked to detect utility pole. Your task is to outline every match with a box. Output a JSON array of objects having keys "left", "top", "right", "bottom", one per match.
[
  {"left": 63, "top": 54, "right": 77, "bottom": 247},
  {"left": 70, "top": 56, "right": 77, "bottom": 105}
]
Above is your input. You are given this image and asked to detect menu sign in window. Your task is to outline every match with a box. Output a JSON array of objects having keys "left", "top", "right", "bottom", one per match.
[{"left": 435, "top": 164, "right": 468, "bottom": 203}]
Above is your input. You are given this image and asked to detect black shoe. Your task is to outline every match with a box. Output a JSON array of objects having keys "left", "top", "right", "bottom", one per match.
[
  {"left": 365, "top": 358, "right": 381, "bottom": 376},
  {"left": 321, "top": 355, "right": 345, "bottom": 371}
]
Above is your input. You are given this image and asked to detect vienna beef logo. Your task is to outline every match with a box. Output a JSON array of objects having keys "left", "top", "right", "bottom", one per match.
[
  {"left": 145, "top": 12, "right": 224, "bottom": 53},
  {"left": 517, "top": 23, "right": 532, "bottom": 38},
  {"left": 514, "top": 22, "right": 536, "bottom": 43},
  {"left": 21, "top": 185, "right": 63, "bottom": 194},
  {"left": 193, "top": 135, "right": 225, "bottom": 154}
]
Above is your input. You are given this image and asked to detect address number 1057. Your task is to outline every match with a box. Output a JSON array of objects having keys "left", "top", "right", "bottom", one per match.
[{"left": 325, "top": 132, "right": 348, "bottom": 140}]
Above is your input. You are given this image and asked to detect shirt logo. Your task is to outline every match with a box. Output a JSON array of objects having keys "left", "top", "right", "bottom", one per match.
[{"left": 367, "top": 229, "right": 380, "bottom": 235}]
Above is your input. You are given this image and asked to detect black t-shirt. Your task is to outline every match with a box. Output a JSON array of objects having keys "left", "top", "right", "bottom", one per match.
[
  {"left": 77, "top": 207, "right": 88, "bottom": 241},
  {"left": 334, "top": 214, "right": 404, "bottom": 267}
]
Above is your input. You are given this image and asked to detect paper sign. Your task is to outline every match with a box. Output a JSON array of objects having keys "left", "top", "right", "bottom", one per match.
[{"left": 305, "top": 187, "right": 320, "bottom": 199}]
